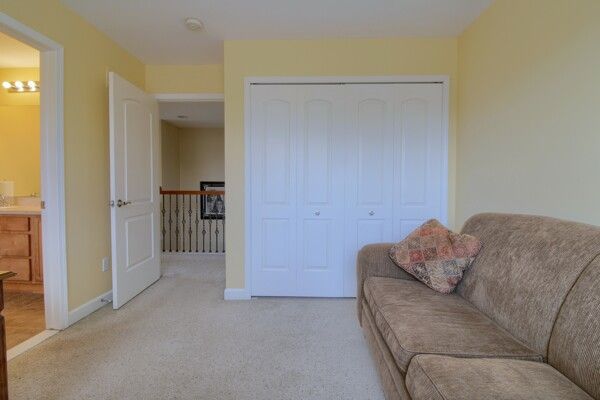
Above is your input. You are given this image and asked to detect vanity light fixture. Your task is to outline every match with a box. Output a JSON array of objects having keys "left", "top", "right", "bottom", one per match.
[{"left": 1, "top": 80, "right": 39, "bottom": 93}]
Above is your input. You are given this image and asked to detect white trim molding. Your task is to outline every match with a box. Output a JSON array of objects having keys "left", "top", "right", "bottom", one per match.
[
  {"left": 241, "top": 75, "right": 451, "bottom": 299},
  {"left": 154, "top": 93, "right": 224, "bottom": 102},
  {"left": 0, "top": 12, "right": 69, "bottom": 329},
  {"left": 224, "top": 288, "right": 251, "bottom": 300},
  {"left": 7, "top": 330, "right": 59, "bottom": 361},
  {"left": 67, "top": 290, "right": 112, "bottom": 327}
]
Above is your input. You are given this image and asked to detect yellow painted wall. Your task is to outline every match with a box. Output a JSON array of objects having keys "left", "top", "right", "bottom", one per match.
[
  {"left": 0, "top": 106, "right": 39, "bottom": 195},
  {"left": 457, "top": 0, "right": 600, "bottom": 227},
  {"left": 160, "top": 125, "right": 225, "bottom": 190},
  {"left": 179, "top": 128, "right": 224, "bottom": 188},
  {"left": 146, "top": 64, "right": 223, "bottom": 93},
  {"left": 0, "top": 68, "right": 40, "bottom": 196},
  {"left": 0, "top": 0, "right": 145, "bottom": 310},
  {"left": 224, "top": 38, "right": 458, "bottom": 289},
  {"left": 161, "top": 121, "right": 180, "bottom": 190}
]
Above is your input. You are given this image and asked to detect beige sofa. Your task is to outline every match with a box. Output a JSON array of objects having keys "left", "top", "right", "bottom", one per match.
[{"left": 357, "top": 213, "right": 600, "bottom": 400}]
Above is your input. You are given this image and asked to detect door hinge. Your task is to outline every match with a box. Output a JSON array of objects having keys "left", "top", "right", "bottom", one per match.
[{"left": 40, "top": 200, "right": 46, "bottom": 210}]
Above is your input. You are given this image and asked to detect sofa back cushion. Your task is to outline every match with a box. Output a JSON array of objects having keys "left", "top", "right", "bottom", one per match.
[
  {"left": 548, "top": 255, "right": 600, "bottom": 399},
  {"left": 457, "top": 213, "right": 600, "bottom": 357}
]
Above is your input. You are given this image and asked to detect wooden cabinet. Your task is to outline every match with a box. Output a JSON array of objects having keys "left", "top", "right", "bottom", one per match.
[
  {"left": 0, "top": 215, "right": 43, "bottom": 293},
  {"left": 0, "top": 271, "right": 16, "bottom": 400}
]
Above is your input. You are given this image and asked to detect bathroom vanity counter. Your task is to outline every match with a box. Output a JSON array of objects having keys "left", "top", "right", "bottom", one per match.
[{"left": 0, "top": 206, "right": 42, "bottom": 215}]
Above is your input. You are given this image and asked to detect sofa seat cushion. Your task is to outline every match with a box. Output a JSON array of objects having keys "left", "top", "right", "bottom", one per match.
[
  {"left": 406, "top": 355, "right": 594, "bottom": 400},
  {"left": 363, "top": 277, "right": 542, "bottom": 372}
]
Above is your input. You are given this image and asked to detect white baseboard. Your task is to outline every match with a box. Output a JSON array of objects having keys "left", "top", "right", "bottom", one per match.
[
  {"left": 7, "top": 330, "right": 59, "bottom": 361},
  {"left": 224, "top": 288, "right": 251, "bottom": 300},
  {"left": 67, "top": 290, "right": 112, "bottom": 326}
]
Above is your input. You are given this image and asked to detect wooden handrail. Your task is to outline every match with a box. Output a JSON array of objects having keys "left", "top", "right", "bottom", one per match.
[{"left": 160, "top": 189, "right": 225, "bottom": 196}]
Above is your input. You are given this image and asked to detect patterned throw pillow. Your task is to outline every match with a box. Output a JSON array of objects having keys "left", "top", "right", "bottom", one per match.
[{"left": 389, "top": 219, "right": 482, "bottom": 294}]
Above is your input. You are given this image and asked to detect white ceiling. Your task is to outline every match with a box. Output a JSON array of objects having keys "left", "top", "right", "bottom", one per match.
[
  {"left": 61, "top": 0, "right": 493, "bottom": 64},
  {"left": 160, "top": 101, "right": 224, "bottom": 129},
  {"left": 0, "top": 31, "right": 39, "bottom": 68}
]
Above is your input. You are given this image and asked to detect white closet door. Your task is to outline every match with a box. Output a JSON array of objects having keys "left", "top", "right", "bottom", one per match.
[
  {"left": 250, "top": 85, "right": 298, "bottom": 296},
  {"left": 250, "top": 82, "right": 446, "bottom": 298},
  {"left": 296, "top": 85, "right": 345, "bottom": 297},
  {"left": 393, "top": 84, "right": 444, "bottom": 239},
  {"left": 344, "top": 85, "right": 396, "bottom": 296}
]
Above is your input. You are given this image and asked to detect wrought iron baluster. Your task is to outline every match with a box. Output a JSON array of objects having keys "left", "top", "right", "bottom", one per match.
[
  {"left": 175, "top": 195, "right": 180, "bottom": 252},
  {"left": 195, "top": 194, "right": 199, "bottom": 252},
  {"left": 208, "top": 212, "right": 213, "bottom": 253},
  {"left": 188, "top": 194, "right": 192, "bottom": 252},
  {"left": 201, "top": 193, "right": 206, "bottom": 253},
  {"left": 161, "top": 194, "right": 165, "bottom": 252},
  {"left": 182, "top": 195, "right": 187, "bottom": 252},
  {"left": 168, "top": 195, "right": 173, "bottom": 252},
  {"left": 215, "top": 212, "right": 219, "bottom": 253}
]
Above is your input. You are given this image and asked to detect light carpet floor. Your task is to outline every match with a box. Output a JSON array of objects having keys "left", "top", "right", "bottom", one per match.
[{"left": 8, "top": 254, "right": 384, "bottom": 400}]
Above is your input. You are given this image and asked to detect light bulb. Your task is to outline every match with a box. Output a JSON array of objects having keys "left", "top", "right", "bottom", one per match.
[
  {"left": 27, "top": 80, "right": 36, "bottom": 89},
  {"left": 14, "top": 81, "right": 24, "bottom": 89},
  {"left": 1, "top": 81, "right": 11, "bottom": 89}
]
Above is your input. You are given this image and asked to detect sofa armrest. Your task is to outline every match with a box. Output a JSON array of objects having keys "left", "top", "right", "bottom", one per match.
[{"left": 356, "top": 243, "right": 416, "bottom": 325}]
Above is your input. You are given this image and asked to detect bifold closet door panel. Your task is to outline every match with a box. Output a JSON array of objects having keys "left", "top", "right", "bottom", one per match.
[
  {"left": 393, "top": 84, "right": 444, "bottom": 239},
  {"left": 343, "top": 85, "right": 396, "bottom": 296},
  {"left": 296, "top": 85, "right": 346, "bottom": 297},
  {"left": 250, "top": 82, "right": 446, "bottom": 298},
  {"left": 250, "top": 85, "right": 299, "bottom": 296}
]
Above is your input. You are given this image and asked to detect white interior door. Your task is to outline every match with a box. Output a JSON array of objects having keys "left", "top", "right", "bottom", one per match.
[
  {"left": 250, "top": 85, "right": 298, "bottom": 296},
  {"left": 109, "top": 72, "right": 161, "bottom": 309},
  {"left": 296, "top": 85, "right": 345, "bottom": 297},
  {"left": 393, "top": 84, "right": 444, "bottom": 239},
  {"left": 343, "top": 85, "right": 396, "bottom": 296},
  {"left": 249, "top": 81, "right": 446, "bottom": 298}
]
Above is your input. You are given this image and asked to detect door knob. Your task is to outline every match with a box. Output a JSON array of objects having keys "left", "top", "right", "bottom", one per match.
[
  {"left": 369, "top": 211, "right": 375, "bottom": 216},
  {"left": 314, "top": 211, "right": 321, "bottom": 216},
  {"left": 116, "top": 199, "right": 132, "bottom": 207}
]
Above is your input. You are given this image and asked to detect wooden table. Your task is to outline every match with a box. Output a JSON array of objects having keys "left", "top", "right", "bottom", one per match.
[{"left": 0, "top": 271, "right": 16, "bottom": 400}]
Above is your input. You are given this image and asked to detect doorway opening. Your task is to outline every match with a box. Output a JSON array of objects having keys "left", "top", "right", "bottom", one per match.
[
  {"left": 0, "top": 12, "right": 67, "bottom": 359},
  {"left": 0, "top": 30, "right": 45, "bottom": 350},
  {"left": 158, "top": 98, "right": 225, "bottom": 255}
]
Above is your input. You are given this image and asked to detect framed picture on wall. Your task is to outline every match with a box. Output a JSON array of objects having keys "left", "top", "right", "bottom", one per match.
[{"left": 200, "top": 181, "right": 225, "bottom": 219}]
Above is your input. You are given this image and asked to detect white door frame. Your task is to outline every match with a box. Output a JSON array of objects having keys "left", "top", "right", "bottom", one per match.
[
  {"left": 154, "top": 93, "right": 224, "bottom": 103},
  {"left": 240, "top": 75, "right": 450, "bottom": 300},
  {"left": 0, "top": 13, "right": 68, "bottom": 328}
]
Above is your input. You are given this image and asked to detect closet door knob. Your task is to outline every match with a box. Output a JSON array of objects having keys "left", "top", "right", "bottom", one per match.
[
  {"left": 369, "top": 211, "right": 375, "bottom": 216},
  {"left": 314, "top": 211, "right": 321, "bottom": 216}
]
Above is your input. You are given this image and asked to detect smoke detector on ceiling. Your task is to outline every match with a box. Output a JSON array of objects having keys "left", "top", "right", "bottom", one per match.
[{"left": 184, "top": 18, "right": 204, "bottom": 32}]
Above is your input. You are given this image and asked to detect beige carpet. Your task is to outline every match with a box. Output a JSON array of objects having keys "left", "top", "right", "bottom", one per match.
[{"left": 8, "top": 254, "right": 384, "bottom": 400}]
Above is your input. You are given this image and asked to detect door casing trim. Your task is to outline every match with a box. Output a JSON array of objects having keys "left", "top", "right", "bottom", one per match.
[{"left": 0, "top": 13, "right": 68, "bottom": 328}]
